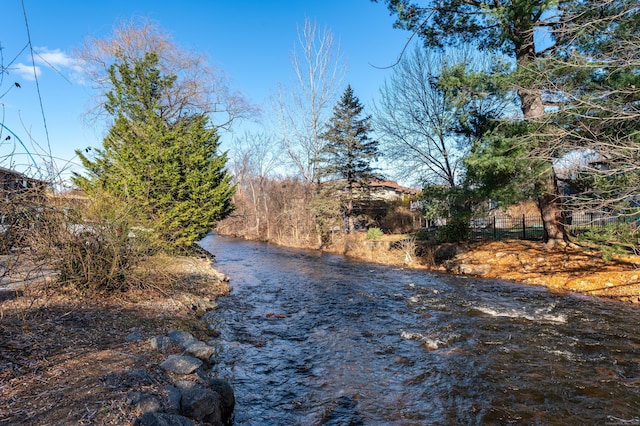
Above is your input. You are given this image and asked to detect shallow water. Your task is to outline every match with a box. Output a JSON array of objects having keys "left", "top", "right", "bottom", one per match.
[{"left": 199, "top": 234, "right": 640, "bottom": 425}]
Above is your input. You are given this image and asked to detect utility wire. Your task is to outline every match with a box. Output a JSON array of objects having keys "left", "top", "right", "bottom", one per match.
[
  {"left": 21, "top": 0, "right": 50, "bottom": 177},
  {"left": 0, "top": 122, "right": 39, "bottom": 169}
]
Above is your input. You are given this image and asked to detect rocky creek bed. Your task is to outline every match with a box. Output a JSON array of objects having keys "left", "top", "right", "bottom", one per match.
[
  {"left": 0, "top": 255, "right": 234, "bottom": 425},
  {"left": 132, "top": 328, "right": 235, "bottom": 425}
]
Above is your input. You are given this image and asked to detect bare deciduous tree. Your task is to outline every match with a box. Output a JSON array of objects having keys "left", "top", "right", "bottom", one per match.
[
  {"left": 539, "top": 1, "right": 640, "bottom": 217},
  {"left": 228, "top": 131, "right": 282, "bottom": 240},
  {"left": 373, "top": 46, "right": 510, "bottom": 188},
  {"left": 373, "top": 0, "right": 575, "bottom": 247},
  {"left": 274, "top": 17, "right": 346, "bottom": 183},
  {"left": 75, "top": 17, "right": 254, "bottom": 130},
  {"left": 216, "top": 176, "right": 317, "bottom": 247}
]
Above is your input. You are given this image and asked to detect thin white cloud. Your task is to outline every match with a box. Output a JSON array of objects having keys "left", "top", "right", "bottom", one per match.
[
  {"left": 36, "top": 47, "right": 87, "bottom": 79},
  {"left": 12, "top": 62, "right": 41, "bottom": 80},
  {"left": 13, "top": 47, "right": 87, "bottom": 84},
  {"left": 36, "top": 48, "right": 72, "bottom": 65}
]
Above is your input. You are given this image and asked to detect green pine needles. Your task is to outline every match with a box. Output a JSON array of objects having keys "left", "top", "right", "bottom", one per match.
[
  {"left": 74, "top": 52, "right": 235, "bottom": 252},
  {"left": 319, "top": 85, "right": 379, "bottom": 233}
]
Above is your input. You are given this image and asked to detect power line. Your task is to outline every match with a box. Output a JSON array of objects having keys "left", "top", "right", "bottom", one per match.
[
  {"left": 0, "top": 121, "right": 39, "bottom": 170},
  {"left": 21, "top": 0, "right": 53, "bottom": 164}
]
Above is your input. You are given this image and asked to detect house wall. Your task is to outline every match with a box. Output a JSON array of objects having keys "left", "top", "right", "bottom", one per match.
[{"left": 0, "top": 169, "right": 47, "bottom": 200}]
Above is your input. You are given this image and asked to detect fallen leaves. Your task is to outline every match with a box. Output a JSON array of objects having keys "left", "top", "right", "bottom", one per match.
[
  {"left": 0, "top": 256, "right": 230, "bottom": 425},
  {"left": 445, "top": 240, "right": 640, "bottom": 303}
]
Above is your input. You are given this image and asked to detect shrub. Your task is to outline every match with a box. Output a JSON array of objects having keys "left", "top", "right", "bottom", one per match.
[
  {"left": 413, "top": 227, "right": 434, "bottom": 241},
  {"left": 575, "top": 222, "right": 639, "bottom": 260},
  {"left": 393, "top": 236, "right": 417, "bottom": 265},
  {"left": 366, "top": 227, "right": 384, "bottom": 240},
  {"left": 435, "top": 217, "right": 471, "bottom": 243},
  {"left": 380, "top": 202, "right": 417, "bottom": 234},
  {"left": 31, "top": 190, "right": 157, "bottom": 296},
  {"left": 55, "top": 225, "right": 136, "bottom": 293}
]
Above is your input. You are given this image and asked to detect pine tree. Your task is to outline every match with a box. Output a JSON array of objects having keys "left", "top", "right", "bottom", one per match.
[
  {"left": 320, "top": 85, "right": 379, "bottom": 233},
  {"left": 376, "top": 1, "right": 640, "bottom": 245},
  {"left": 544, "top": 0, "right": 640, "bottom": 215},
  {"left": 375, "top": 0, "right": 570, "bottom": 246},
  {"left": 74, "top": 52, "right": 235, "bottom": 252}
]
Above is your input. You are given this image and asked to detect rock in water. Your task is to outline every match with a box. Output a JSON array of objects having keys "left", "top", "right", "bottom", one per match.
[
  {"left": 207, "top": 378, "right": 235, "bottom": 424},
  {"left": 179, "top": 384, "right": 222, "bottom": 423},
  {"left": 134, "top": 412, "right": 195, "bottom": 426}
]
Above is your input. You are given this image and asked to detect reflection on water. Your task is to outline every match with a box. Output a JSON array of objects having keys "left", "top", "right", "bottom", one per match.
[{"left": 199, "top": 234, "right": 640, "bottom": 425}]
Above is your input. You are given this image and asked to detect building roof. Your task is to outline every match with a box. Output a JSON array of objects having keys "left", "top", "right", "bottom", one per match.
[
  {"left": 0, "top": 166, "right": 50, "bottom": 188},
  {"left": 321, "top": 178, "right": 420, "bottom": 196},
  {"left": 0, "top": 166, "right": 48, "bottom": 181},
  {"left": 368, "top": 179, "right": 420, "bottom": 196},
  {"left": 0, "top": 166, "right": 28, "bottom": 178}
]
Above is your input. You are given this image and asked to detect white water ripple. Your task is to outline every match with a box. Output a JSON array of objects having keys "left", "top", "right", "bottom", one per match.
[
  {"left": 473, "top": 305, "right": 567, "bottom": 324},
  {"left": 400, "top": 330, "right": 448, "bottom": 350}
]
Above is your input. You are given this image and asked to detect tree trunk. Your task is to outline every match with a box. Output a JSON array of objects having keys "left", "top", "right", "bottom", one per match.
[
  {"left": 514, "top": 24, "right": 568, "bottom": 248},
  {"left": 346, "top": 198, "right": 354, "bottom": 234},
  {"left": 535, "top": 169, "right": 567, "bottom": 248},
  {"left": 262, "top": 192, "right": 270, "bottom": 241},
  {"left": 519, "top": 89, "right": 568, "bottom": 248}
]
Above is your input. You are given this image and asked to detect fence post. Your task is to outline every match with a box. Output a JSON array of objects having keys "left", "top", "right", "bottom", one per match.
[
  {"left": 493, "top": 216, "right": 497, "bottom": 240},
  {"left": 522, "top": 214, "right": 526, "bottom": 240}
]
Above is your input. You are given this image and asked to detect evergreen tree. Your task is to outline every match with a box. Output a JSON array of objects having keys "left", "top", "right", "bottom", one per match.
[
  {"left": 74, "top": 52, "right": 235, "bottom": 252},
  {"left": 320, "top": 85, "right": 379, "bottom": 233},
  {"left": 376, "top": 1, "right": 638, "bottom": 246},
  {"left": 374, "top": 0, "right": 574, "bottom": 246},
  {"left": 547, "top": 1, "right": 640, "bottom": 215},
  {"left": 461, "top": 0, "right": 639, "bottom": 221}
]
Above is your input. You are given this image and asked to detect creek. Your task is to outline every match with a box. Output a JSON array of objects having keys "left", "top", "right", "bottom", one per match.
[{"left": 199, "top": 234, "right": 640, "bottom": 425}]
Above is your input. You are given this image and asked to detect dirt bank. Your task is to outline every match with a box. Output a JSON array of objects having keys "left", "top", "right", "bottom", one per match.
[
  {"left": 0, "top": 255, "right": 230, "bottom": 425},
  {"left": 441, "top": 240, "right": 640, "bottom": 303},
  {"left": 326, "top": 234, "right": 640, "bottom": 304}
]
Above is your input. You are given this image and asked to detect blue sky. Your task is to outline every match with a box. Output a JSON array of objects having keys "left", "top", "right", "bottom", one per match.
[{"left": 2, "top": 0, "right": 412, "bottom": 185}]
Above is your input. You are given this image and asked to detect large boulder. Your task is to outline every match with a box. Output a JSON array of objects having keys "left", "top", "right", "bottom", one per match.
[
  {"left": 127, "top": 391, "right": 162, "bottom": 414},
  {"left": 456, "top": 263, "right": 491, "bottom": 276},
  {"left": 149, "top": 335, "right": 174, "bottom": 353},
  {"left": 163, "top": 385, "right": 182, "bottom": 414},
  {"left": 434, "top": 243, "right": 458, "bottom": 262},
  {"left": 183, "top": 341, "right": 215, "bottom": 361},
  {"left": 179, "top": 384, "right": 222, "bottom": 424},
  {"left": 160, "top": 355, "right": 202, "bottom": 375},
  {"left": 168, "top": 330, "right": 197, "bottom": 348},
  {"left": 206, "top": 378, "right": 235, "bottom": 424},
  {"left": 134, "top": 412, "right": 194, "bottom": 426}
]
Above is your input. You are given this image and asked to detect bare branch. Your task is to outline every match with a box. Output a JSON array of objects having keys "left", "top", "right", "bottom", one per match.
[
  {"left": 74, "top": 17, "right": 255, "bottom": 132},
  {"left": 273, "top": 17, "right": 346, "bottom": 183}
]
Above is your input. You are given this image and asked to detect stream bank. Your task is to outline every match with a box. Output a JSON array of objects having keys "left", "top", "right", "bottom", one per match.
[
  {"left": 234, "top": 232, "right": 640, "bottom": 304},
  {"left": 0, "top": 254, "right": 232, "bottom": 425}
]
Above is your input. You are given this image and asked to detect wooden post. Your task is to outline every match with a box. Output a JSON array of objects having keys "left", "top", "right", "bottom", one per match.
[
  {"left": 522, "top": 214, "right": 526, "bottom": 240},
  {"left": 493, "top": 216, "right": 497, "bottom": 240}
]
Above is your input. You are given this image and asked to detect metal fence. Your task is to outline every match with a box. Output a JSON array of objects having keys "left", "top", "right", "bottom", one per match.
[
  {"left": 469, "top": 211, "right": 635, "bottom": 242},
  {"left": 471, "top": 214, "right": 544, "bottom": 241}
]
